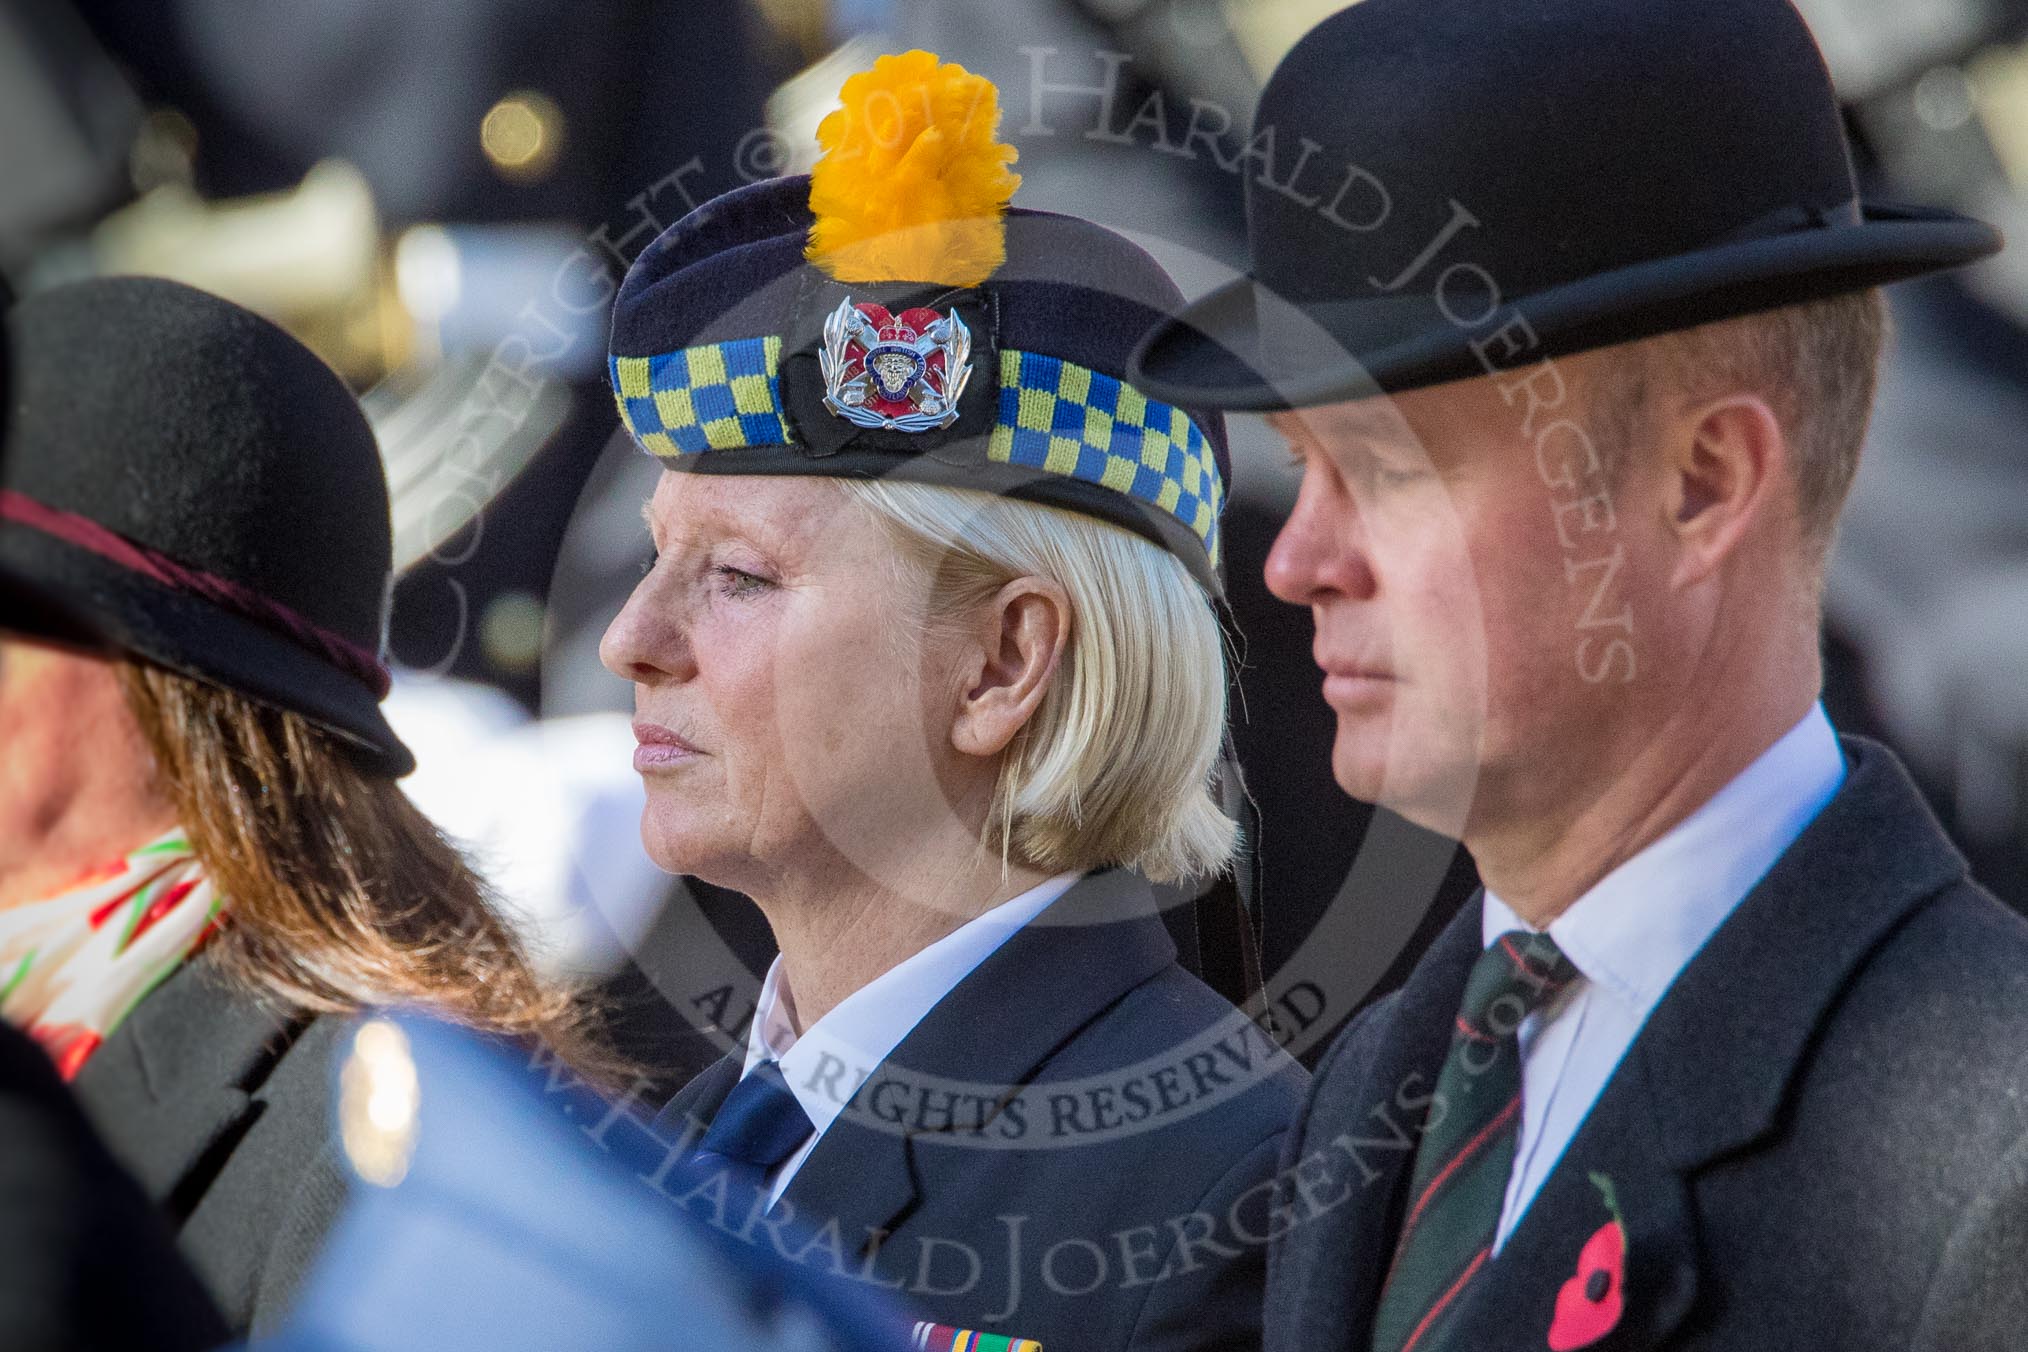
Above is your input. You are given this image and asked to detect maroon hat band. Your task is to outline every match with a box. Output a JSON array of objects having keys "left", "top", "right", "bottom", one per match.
[{"left": 1, "top": 489, "right": 391, "bottom": 698}]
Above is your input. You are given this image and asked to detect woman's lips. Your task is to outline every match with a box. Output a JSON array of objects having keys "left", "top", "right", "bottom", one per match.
[{"left": 632, "top": 721, "right": 702, "bottom": 772}]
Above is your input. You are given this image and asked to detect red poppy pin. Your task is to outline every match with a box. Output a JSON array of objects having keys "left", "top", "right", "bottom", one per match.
[{"left": 1548, "top": 1172, "right": 1626, "bottom": 1350}]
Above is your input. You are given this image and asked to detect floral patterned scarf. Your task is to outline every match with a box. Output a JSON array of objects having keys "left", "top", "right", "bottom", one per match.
[{"left": 0, "top": 829, "right": 226, "bottom": 1079}]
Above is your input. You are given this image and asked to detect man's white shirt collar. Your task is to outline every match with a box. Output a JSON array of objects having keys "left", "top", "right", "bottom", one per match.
[{"left": 1484, "top": 702, "right": 1847, "bottom": 1015}]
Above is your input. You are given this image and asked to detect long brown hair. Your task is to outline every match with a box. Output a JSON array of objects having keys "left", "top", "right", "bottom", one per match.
[{"left": 117, "top": 660, "right": 622, "bottom": 1085}]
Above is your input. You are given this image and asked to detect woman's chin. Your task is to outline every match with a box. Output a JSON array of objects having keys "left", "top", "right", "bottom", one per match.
[{"left": 637, "top": 818, "right": 735, "bottom": 883}]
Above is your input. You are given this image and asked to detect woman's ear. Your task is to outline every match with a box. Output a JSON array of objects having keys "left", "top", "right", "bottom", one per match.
[{"left": 949, "top": 578, "right": 1071, "bottom": 759}]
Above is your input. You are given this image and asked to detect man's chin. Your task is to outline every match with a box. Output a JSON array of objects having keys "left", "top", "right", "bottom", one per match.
[{"left": 1330, "top": 730, "right": 1478, "bottom": 837}]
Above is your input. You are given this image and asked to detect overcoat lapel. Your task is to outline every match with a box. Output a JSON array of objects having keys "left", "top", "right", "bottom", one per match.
[
  {"left": 1293, "top": 898, "right": 1484, "bottom": 1352},
  {"left": 779, "top": 868, "right": 1186, "bottom": 1256},
  {"left": 71, "top": 958, "right": 307, "bottom": 1217},
  {"left": 1434, "top": 1052, "right": 1699, "bottom": 1352},
  {"left": 1434, "top": 737, "right": 1968, "bottom": 1352}
]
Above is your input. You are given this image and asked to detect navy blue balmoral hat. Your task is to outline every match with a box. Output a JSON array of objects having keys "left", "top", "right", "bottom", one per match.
[
  {"left": 1129, "top": 0, "right": 2004, "bottom": 408},
  {"left": 0, "top": 277, "right": 414, "bottom": 776},
  {"left": 608, "top": 52, "right": 1230, "bottom": 595}
]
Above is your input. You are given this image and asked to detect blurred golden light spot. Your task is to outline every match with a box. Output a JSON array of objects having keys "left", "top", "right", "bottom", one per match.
[
  {"left": 340, "top": 1018, "right": 421, "bottom": 1188},
  {"left": 481, "top": 590, "right": 547, "bottom": 674},
  {"left": 481, "top": 91, "right": 565, "bottom": 182},
  {"left": 131, "top": 107, "right": 200, "bottom": 192},
  {"left": 1973, "top": 44, "right": 2028, "bottom": 189}
]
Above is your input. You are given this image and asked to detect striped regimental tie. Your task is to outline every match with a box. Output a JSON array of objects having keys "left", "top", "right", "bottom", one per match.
[{"left": 1370, "top": 931, "right": 1580, "bottom": 1352}]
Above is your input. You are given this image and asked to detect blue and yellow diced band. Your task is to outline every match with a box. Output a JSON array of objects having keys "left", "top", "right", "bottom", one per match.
[
  {"left": 989, "top": 349, "right": 1222, "bottom": 567},
  {"left": 609, "top": 339, "right": 1222, "bottom": 568},
  {"left": 610, "top": 335, "right": 789, "bottom": 455}
]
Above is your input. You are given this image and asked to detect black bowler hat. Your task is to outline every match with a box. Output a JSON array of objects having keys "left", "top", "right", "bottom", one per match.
[
  {"left": 608, "top": 51, "right": 1232, "bottom": 595},
  {"left": 0, "top": 277, "right": 415, "bottom": 776},
  {"left": 1130, "top": 0, "right": 2004, "bottom": 409}
]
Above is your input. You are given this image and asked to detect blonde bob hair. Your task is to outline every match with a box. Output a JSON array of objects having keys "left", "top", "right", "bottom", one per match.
[{"left": 843, "top": 479, "right": 1237, "bottom": 886}]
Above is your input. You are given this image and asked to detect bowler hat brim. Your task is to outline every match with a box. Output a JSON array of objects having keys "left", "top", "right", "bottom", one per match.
[
  {"left": 1129, "top": 203, "right": 2003, "bottom": 411},
  {"left": 0, "top": 526, "right": 415, "bottom": 778}
]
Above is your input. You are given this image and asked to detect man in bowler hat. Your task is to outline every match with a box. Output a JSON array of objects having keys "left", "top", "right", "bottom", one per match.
[{"left": 1132, "top": 1, "right": 2027, "bottom": 1349}]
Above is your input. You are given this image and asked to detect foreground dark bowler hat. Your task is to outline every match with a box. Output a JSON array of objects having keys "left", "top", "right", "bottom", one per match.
[
  {"left": 0, "top": 277, "right": 414, "bottom": 775},
  {"left": 1129, "top": 0, "right": 2005, "bottom": 408}
]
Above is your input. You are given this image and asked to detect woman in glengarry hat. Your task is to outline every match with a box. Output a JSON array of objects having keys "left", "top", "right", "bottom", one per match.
[
  {"left": 0, "top": 277, "right": 611, "bottom": 1337},
  {"left": 604, "top": 52, "right": 1304, "bottom": 1352}
]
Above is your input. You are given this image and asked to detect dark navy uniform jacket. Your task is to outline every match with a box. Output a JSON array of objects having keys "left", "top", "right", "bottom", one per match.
[
  {"left": 655, "top": 868, "right": 1310, "bottom": 1352},
  {"left": 1266, "top": 738, "right": 2028, "bottom": 1352}
]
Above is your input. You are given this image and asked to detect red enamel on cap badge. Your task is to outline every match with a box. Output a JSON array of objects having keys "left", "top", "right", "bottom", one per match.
[{"left": 820, "top": 297, "right": 973, "bottom": 432}]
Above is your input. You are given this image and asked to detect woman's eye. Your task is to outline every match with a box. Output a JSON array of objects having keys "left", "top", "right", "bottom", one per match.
[{"left": 712, "top": 564, "right": 772, "bottom": 598}]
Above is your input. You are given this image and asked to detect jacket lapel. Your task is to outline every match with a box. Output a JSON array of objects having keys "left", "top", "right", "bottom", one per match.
[
  {"left": 1436, "top": 736, "right": 1970, "bottom": 1352},
  {"left": 779, "top": 869, "right": 1186, "bottom": 1254},
  {"left": 72, "top": 958, "right": 306, "bottom": 1216}
]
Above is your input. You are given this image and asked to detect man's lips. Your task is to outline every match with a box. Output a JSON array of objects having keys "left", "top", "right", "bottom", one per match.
[
  {"left": 1316, "top": 656, "right": 1397, "bottom": 706},
  {"left": 632, "top": 721, "right": 703, "bottom": 771},
  {"left": 1315, "top": 648, "right": 1396, "bottom": 681}
]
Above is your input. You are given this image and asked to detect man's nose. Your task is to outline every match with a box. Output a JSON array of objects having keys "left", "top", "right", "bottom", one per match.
[{"left": 1264, "top": 479, "right": 1378, "bottom": 606}]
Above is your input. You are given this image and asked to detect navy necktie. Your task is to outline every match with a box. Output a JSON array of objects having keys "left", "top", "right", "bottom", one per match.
[{"left": 690, "top": 1059, "right": 815, "bottom": 1189}]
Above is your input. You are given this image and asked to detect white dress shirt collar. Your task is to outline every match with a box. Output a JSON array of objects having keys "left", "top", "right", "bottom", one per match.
[
  {"left": 1484, "top": 702, "right": 1847, "bottom": 1018},
  {"left": 743, "top": 870, "right": 1084, "bottom": 1144}
]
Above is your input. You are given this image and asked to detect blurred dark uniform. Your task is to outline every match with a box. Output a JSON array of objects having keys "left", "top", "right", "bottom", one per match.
[{"left": 265, "top": 1012, "right": 898, "bottom": 1352}]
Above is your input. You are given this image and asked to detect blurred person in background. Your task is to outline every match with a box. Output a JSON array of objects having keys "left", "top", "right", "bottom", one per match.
[
  {"left": 1131, "top": 1, "right": 2028, "bottom": 1349},
  {"left": 602, "top": 53, "right": 1303, "bottom": 1352},
  {"left": 1794, "top": 0, "right": 2028, "bottom": 916},
  {"left": 0, "top": 276, "right": 611, "bottom": 1338},
  {"left": 0, "top": 281, "right": 232, "bottom": 1352}
]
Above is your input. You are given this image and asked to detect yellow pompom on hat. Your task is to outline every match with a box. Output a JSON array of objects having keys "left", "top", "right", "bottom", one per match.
[
  {"left": 805, "top": 50, "right": 1022, "bottom": 288},
  {"left": 607, "top": 50, "right": 1232, "bottom": 596}
]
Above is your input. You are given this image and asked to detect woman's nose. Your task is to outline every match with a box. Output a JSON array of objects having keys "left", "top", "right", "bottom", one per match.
[{"left": 599, "top": 576, "right": 696, "bottom": 684}]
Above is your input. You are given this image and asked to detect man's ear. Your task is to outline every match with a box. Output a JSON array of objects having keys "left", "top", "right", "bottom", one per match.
[
  {"left": 1664, "top": 395, "right": 1788, "bottom": 588},
  {"left": 949, "top": 578, "right": 1071, "bottom": 760}
]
